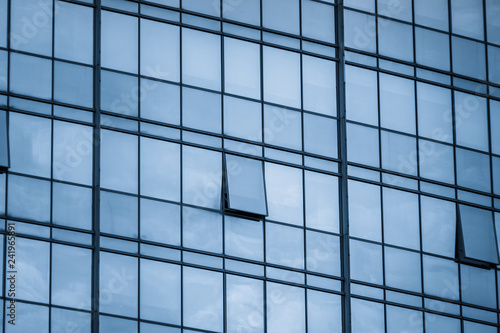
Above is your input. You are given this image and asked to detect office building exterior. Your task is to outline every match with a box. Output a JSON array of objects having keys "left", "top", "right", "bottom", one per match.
[{"left": 0, "top": 0, "right": 500, "bottom": 332}]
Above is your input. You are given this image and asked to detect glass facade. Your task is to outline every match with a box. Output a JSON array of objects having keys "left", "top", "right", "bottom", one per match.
[{"left": 0, "top": 0, "right": 499, "bottom": 332}]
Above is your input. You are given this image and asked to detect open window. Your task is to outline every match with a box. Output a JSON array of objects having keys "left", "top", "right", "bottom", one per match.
[
  {"left": 457, "top": 204, "right": 499, "bottom": 267},
  {"left": 0, "top": 110, "right": 9, "bottom": 172},
  {"left": 223, "top": 154, "right": 267, "bottom": 218}
]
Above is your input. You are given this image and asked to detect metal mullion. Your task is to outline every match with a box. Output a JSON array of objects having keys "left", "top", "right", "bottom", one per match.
[
  {"left": 178, "top": 3, "right": 184, "bottom": 328},
  {"left": 49, "top": 0, "right": 56, "bottom": 327}
]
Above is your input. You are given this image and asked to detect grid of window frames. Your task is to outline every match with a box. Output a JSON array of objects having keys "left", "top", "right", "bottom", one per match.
[{"left": 0, "top": 0, "right": 500, "bottom": 332}]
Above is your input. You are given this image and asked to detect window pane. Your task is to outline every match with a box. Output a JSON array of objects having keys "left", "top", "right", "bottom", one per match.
[
  {"left": 425, "top": 314, "right": 460, "bottom": 333},
  {"left": 182, "top": 0, "right": 219, "bottom": 16},
  {"left": 100, "top": 130, "right": 138, "bottom": 194},
  {"left": 52, "top": 308, "right": 91, "bottom": 333},
  {"left": 378, "top": 19, "right": 413, "bottom": 62},
  {"left": 52, "top": 182, "right": 92, "bottom": 230},
  {"left": 383, "top": 188, "right": 420, "bottom": 250},
  {"left": 416, "top": 82, "right": 453, "bottom": 143},
  {"left": 265, "top": 163, "right": 303, "bottom": 226},
  {"left": 304, "top": 114, "right": 337, "bottom": 158},
  {"left": 351, "top": 299, "right": 384, "bottom": 333},
  {"left": 385, "top": 247, "right": 421, "bottom": 292},
  {"left": 423, "top": 255, "right": 459, "bottom": 300},
  {"left": 387, "top": 306, "right": 423, "bottom": 333},
  {"left": 100, "top": 191, "right": 138, "bottom": 238},
  {"left": 101, "top": 11, "right": 138, "bottom": 73},
  {"left": 263, "top": 47, "right": 301, "bottom": 109},
  {"left": 140, "top": 79, "right": 180, "bottom": 125},
  {"left": 226, "top": 155, "right": 267, "bottom": 216},
  {"left": 224, "top": 37, "right": 260, "bottom": 99},
  {"left": 381, "top": 131, "right": 417, "bottom": 176},
  {"left": 140, "top": 259, "right": 181, "bottom": 325},
  {"left": 0, "top": 50, "right": 6, "bottom": 92},
  {"left": 464, "top": 322, "right": 497, "bottom": 333},
  {"left": 262, "top": 0, "right": 299, "bottom": 35},
  {"left": 13, "top": 238, "right": 50, "bottom": 303},
  {"left": 346, "top": 65, "right": 378, "bottom": 126},
  {"left": 348, "top": 180, "right": 381, "bottom": 242},
  {"left": 55, "top": 1, "right": 93, "bottom": 64},
  {"left": 53, "top": 120, "right": 93, "bottom": 185},
  {"left": 183, "top": 267, "right": 223, "bottom": 332},
  {"left": 225, "top": 215, "right": 264, "bottom": 262},
  {"left": 490, "top": 100, "right": 500, "bottom": 155},
  {"left": 378, "top": 0, "right": 412, "bottom": 21},
  {"left": 266, "top": 282, "right": 305, "bottom": 333},
  {"left": 455, "top": 92, "right": 488, "bottom": 151},
  {"left": 345, "top": 0, "right": 375, "bottom": 12},
  {"left": 10, "top": 53, "right": 52, "bottom": 99},
  {"left": 344, "top": 10, "right": 377, "bottom": 53},
  {"left": 460, "top": 205, "right": 498, "bottom": 264},
  {"left": 415, "top": 27, "right": 450, "bottom": 71},
  {"left": 486, "top": 0, "right": 500, "bottom": 44},
  {"left": 101, "top": 70, "right": 138, "bottom": 117},
  {"left": 223, "top": 96, "right": 262, "bottom": 142},
  {"left": 140, "top": 198, "right": 180, "bottom": 246},
  {"left": 100, "top": 252, "right": 138, "bottom": 317},
  {"left": 452, "top": 36, "right": 486, "bottom": 80},
  {"left": 226, "top": 275, "right": 264, "bottom": 333},
  {"left": 182, "top": 87, "right": 221, "bottom": 134},
  {"left": 456, "top": 148, "right": 491, "bottom": 192},
  {"left": 8, "top": 175, "right": 50, "bottom": 222},
  {"left": 6, "top": 302, "right": 48, "bottom": 333},
  {"left": 302, "top": 55, "right": 336, "bottom": 116},
  {"left": 421, "top": 196, "right": 456, "bottom": 258},
  {"left": 140, "top": 19, "right": 179, "bottom": 81},
  {"left": 182, "top": 28, "right": 221, "bottom": 90},
  {"left": 266, "top": 222, "right": 304, "bottom": 269},
  {"left": 140, "top": 138, "right": 180, "bottom": 201},
  {"left": 307, "top": 290, "right": 341, "bottom": 333},
  {"left": 461, "top": 264, "right": 496, "bottom": 308},
  {"left": 182, "top": 146, "right": 222, "bottom": 209},
  {"left": 414, "top": 0, "right": 448, "bottom": 31},
  {"left": 302, "top": 0, "right": 335, "bottom": 43},
  {"left": 100, "top": 316, "right": 137, "bottom": 333},
  {"left": 305, "top": 171, "right": 339, "bottom": 233},
  {"left": 380, "top": 73, "right": 415, "bottom": 134},
  {"left": 0, "top": 0, "right": 6, "bottom": 47},
  {"left": 183, "top": 207, "right": 222, "bottom": 253},
  {"left": 10, "top": 0, "right": 52, "bottom": 56},
  {"left": 350, "top": 240, "right": 383, "bottom": 285},
  {"left": 418, "top": 139, "right": 454, "bottom": 184},
  {"left": 306, "top": 230, "right": 340, "bottom": 276},
  {"left": 52, "top": 244, "right": 91, "bottom": 309},
  {"left": 451, "top": 0, "right": 484, "bottom": 40},
  {"left": 489, "top": 45, "right": 500, "bottom": 84},
  {"left": 347, "top": 123, "right": 380, "bottom": 167},
  {"left": 9, "top": 112, "right": 51, "bottom": 177},
  {"left": 264, "top": 105, "right": 302, "bottom": 150},
  {"left": 223, "top": 0, "right": 260, "bottom": 25},
  {"left": 54, "top": 62, "right": 93, "bottom": 107}
]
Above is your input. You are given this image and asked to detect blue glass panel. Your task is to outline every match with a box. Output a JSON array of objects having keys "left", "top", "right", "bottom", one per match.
[
  {"left": 55, "top": 1, "right": 93, "bottom": 64},
  {"left": 10, "top": 0, "right": 52, "bottom": 56},
  {"left": 379, "top": 73, "right": 415, "bottom": 134},
  {"left": 451, "top": 0, "right": 484, "bottom": 40},
  {"left": 348, "top": 180, "right": 381, "bottom": 241},
  {"left": 455, "top": 92, "right": 488, "bottom": 151},
  {"left": 140, "top": 19, "right": 179, "bottom": 81},
  {"left": 425, "top": 313, "right": 460, "bottom": 333},
  {"left": 140, "top": 198, "right": 180, "bottom": 246},
  {"left": 100, "top": 130, "right": 138, "bottom": 194},
  {"left": 306, "top": 231, "right": 340, "bottom": 276},
  {"left": 351, "top": 298, "right": 384, "bottom": 333},
  {"left": 223, "top": 96, "right": 262, "bottom": 142},
  {"left": 0, "top": 50, "right": 6, "bottom": 91},
  {"left": 100, "top": 191, "right": 138, "bottom": 238},
  {"left": 183, "top": 267, "right": 223, "bottom": 332},
  {"left": 266, "top": 282, "right": 305, "bottom": 333},
  {"left": 421, "top": 196, "right": 456, "bottom": 257},
  {"left": 423, "top": 255, "right": 459, "bottom": 300},
  {"left": 264, "top": 105, "right": 302, "bottom": 150},
  {"left": 9, "top": 112, "right": 51, "bottom": 177},
  {"left": 101, "top": 11, "right": 138, "bottom": 73},
  {"left": 491, "top": 100, "right": 500, "bottom": 155},
  {"left": 52, "top": 182, "right": 92, "bottom": 230},
  {"left": 378, "top": 19, "right": 413, "bottom": 62},
  {"left": 263, "top": 47, "right": 301, "bottom": 109},
  {"left": 223, "top": 0, "right": 260, "bottom": 25},
  {"left": 345, "top": 0, "right": 375, "bottom": 12},
  {"left": 346, "top": 65, "right": 378, "bottom": 125},
  {"left": 418, "top": 139, "right": 454, "bottom": 184},
  {"left": 303, "top": 55, "right": 337, "bottom": 116},
  {"left": 225, "top": 215, "right": 264, "bottom": 262},
  {"left": 140, "top": 79, "right": 180, "bottom": 125},
  {"left": 383, "top": 188, "right": 420, "bottom": 250},
  {"left": 415, "top": 27, "right": 450, "bottom": 71},
  {"left": 347, "top": 123, "right": 379, "bottom": 167},
  {"left": 54, "top": 61, "right": 93, "bottom": 108},
  {"left": 53, "top": 120, "right": 93, "bottom": 185},
  {"left": 302, "top": 0, "right": 335, "bottom": 43},
  {"left": 100, "top": 316, "right": 137, "bottom": 333},
  {"left": 224, "top": 37, "right": 260, "bottom": 99},
  {"left": 100, "top": 252, "right": 138, "bottom": 317},
  {"left": 464, "top": 321, "right": 497, "bottom": 333},
  {"left": 414, "top": 0, "right": 448, "bottom": 31},
  {"left": 51, "top": 308, "right": 91, "bottom": 333},
  {"left": 305, "top": 171, "right": 339, "bottom": 233},
  {"left": 386, "top": 305, "right": 423, "bottom": 333},
  {"left": 182, "top": 87, "right": 221, "bottom": 133},
  {"left": 460, "top": 205, "right": 498, "bottom": 264},
  {"left": 266, "top": 222, "right": 304, "bottom": 269},
  {"left": 452, "top": 36, "right": 486, "bottom": 80},
  {"left": 182, "top": 0, "right": 220, "bottom": 16},
  {"left": 52, "top": 244, "right": 91, "bottom": 309},
  {"left": 307, "top": 290, "right": 341, "bottom": 333},
  {"left": 456, "top": 148, "right": 491, "bottom": 192},
  {"left": 486, "top": 0, "right": 500, "bottom": 45},
  {"left": 140, "top": 138, "right": 180, "bottom": 201},
  {"left": 265, "top": 163, "right": 303, "bottom": 226},
  {"left": 226, "top": 275, "right": 264, "bottom": 333},
  {"left": 488, "top": 45, "right": 500, "bottom": 84},
  {"left": 182, "top": 28, "right": 221, "bottom": 90},
  {"left": 461, "top": 264, "right": 496, "bottom": 308},
  {"left": 378, "top": 0, "right": 412, "bottom": 21},
  {"left": 8, "top": 175, "right": 50, "bottom": 222},
  {"left": 262, "top": 0, "right": 299, "bottom": 35},
  {"left": 385, "top": 247, "right": 421, "bottom": 292},
  {"left": 5, "top": 302, "right": 48, "bottom": 333},
  {"left": 101, "top": 70, "right": 138, "bottom": 117},
  {"left": 381, "top": 131, "right": 417, "bottom": 176},
  {"left": 183, "top": 206, "right": 222, "bottom": 253},
  {"left": 0, "top": 0, "right": 6, "bottom": 47},
  {"left": 10, "top": 53, "right": 52, "bottom": 99},
  {"left": 416, "top": 82, "right": 453, "bottom": 143},
  {"left": 140, "top": 259, "right": 181, "bottom": 324},
  {"left": 350, "top": 240, "right": 383, "bottom": 284}
]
